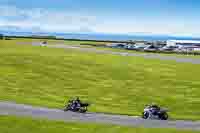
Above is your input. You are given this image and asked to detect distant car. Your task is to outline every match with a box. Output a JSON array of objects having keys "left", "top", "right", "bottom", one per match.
[
  {"left": 143, "top": 45, "right": 159, "bottom": 52},
  {"left": 159, "top": 46, "right": 178, "bottom": 52},
  {"left": 133, "top": 45, "right": 150, "bottom": 51},
  {"left": 125, "top": 44, "right": 136, "bottom": 50},
  {"left": 116, "top": 44, "right": 126, "bottom": 48},
  {"left": 173, "top": 48, "right": 183, "bottom": 53},
  {"left": 109, "top": 43, "right": 126, "bottom": 49}
]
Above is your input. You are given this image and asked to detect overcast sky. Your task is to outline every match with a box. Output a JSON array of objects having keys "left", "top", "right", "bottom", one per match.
[{"left": 0, "top": 0, "right": 200, "bottom": 36}]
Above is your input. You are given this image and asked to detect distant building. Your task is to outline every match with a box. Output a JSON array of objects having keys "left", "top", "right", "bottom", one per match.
[
  {"left": 152, "top": 41, "right": 166, "bottom": 47},
  {"left": 134, "top": 41, "right": 147, "bottom": 45},
  {"left": 167, "top": 40, "right": 200, "bottom": 51},
  {"left": 167, "top": 40, "right": 200, "bottom": 47}
]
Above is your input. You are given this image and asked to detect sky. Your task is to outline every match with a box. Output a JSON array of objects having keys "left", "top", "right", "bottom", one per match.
[{"left": 0, "top": 0, "right": 200, "bottom": 36}]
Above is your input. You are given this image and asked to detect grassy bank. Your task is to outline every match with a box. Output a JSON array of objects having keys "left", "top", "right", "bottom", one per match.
[
  {"left": 0, "top": 40, "right": 200, "bottom": 120},
  {"left": 10, "top": 37, "right": 107, "bottom": 46},
  {"left": 0, "top": 115, "right": 198, "bottom": 133}
]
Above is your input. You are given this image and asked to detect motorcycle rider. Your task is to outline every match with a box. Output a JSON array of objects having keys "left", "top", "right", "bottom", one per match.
[
  {"left": 149, "top": 103, "right": 160, "bottom": 115},
  {"left": 72, "top": 97, "right": 81, "bottom": 110}
]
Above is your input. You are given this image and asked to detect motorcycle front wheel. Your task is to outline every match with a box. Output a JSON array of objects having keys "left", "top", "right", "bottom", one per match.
[
  {"left": 79, "top": 107, "right": 87, "bottom": 113},
  {"left": 64, "top": 105, "right": 71, "bottom": 111},
  {"left": 159, "top": 113, "right": 168, "bottom": 120},
  {"left": 142, "top": 111, "right": 149, "bottom": 119}
]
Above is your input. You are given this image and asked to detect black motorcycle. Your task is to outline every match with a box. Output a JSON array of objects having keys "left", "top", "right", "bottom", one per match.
[
  {"left": 142, "top": 104, "right": 169, "bottom": 120},
  {"left": 64, "top": 99, "right": 89, "bottom": 113}
]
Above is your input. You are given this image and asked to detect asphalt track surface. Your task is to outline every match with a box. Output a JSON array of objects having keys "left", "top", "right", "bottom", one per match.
[
  {"left": 0, "top": 102, "right": 200, "bottom": 131},
  {"left": 47, "top": 44, "right": 200, "bottom": 64}
]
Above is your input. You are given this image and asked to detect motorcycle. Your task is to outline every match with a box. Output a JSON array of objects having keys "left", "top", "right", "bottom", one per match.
[
  {"left": 64, "top": 99, "right": 89, "bottom": 113},
  {"left": 142, "top": 104, "right": 169, "bottom": 120}
]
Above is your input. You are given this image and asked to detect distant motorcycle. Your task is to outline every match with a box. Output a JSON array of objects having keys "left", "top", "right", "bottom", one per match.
[
  {"left": 64, "top": 98, "right": 89, "bottom": 113},
  {"left": 142, "top": 104, "right": 169, "bottom": 120}
]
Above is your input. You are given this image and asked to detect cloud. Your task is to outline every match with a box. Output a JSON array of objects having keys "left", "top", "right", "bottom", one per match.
[
  {"left": 0, "top": 5, "right": 97, "bottom": 33},
  {"left": 0, "top": 5, "right": 200, "bottom": 37}
]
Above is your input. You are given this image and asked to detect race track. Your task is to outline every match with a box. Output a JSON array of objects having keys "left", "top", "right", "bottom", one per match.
[
  {"left": 47, "top": 44, "right": 200, "bottom": 64},
  {"left": 3, "top": 43, "right": 199, "bottom": 130},
  {"left": 0, "top": 101, "right": 200, "bottom": 131}
]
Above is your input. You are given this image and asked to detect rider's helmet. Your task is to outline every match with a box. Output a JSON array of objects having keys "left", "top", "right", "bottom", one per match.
[
  {"left": 151, "top": 103, "right": 160, "bottom": 110},
  {"left": 76, "top": 97, "right": 80, "bottom": 102}
]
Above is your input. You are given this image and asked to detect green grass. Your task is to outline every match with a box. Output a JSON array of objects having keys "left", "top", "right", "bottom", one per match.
[
  {"left": 0, "top": 115, "right": 198, "bottom": 133},
  {"left": 11, "top": 37, "right": 107, "bottom": 46},
  {"left": 1, "top": 39, "right": 200, "bottom": 120}
]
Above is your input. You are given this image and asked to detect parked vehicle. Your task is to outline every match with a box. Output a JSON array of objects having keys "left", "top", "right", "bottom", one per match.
[
  {"left": 125, "top": 44, "right": 136, "bottom": 50},
  {"left": 108, "top": 43, "right": 126, "bottom": 49},
  {"left": 142, "top": 104, "right": 169, "bottom": 120},
  {"left": 159, "top": 46, "right": 178, "bottom": 52},
  {"left": 143, "top": 45, "right": 160, "bottom": 52},
  {"left": 64, "top": 97, "right": 90, "bottom": 113},
  {"left": 133, "top": 44, "right": 150, "bottom": 51}
]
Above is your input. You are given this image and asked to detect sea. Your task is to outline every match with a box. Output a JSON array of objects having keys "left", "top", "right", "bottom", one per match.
[{"left": 1, "top": 31, "right": 200, "bottom": 41}]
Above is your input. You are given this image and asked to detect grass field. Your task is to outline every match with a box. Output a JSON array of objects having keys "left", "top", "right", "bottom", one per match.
[
  {"left": 1, "top": 39, "right": 200, "bottom": 120},
  {"left": 11, "top": 37, "right": 107, "bottom": 46},
  {"left": 0, "top": 115, "right": 198, "bottom": 133}
]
